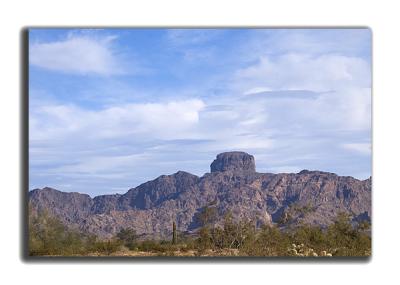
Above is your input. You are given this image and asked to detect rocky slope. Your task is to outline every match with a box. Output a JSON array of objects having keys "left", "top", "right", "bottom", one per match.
[{"left": 28, "top": 152, "right": 371, "bottom": 239}]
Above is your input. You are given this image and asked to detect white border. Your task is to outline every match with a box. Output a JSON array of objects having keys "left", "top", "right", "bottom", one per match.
[{"left": 1, "top": 0, "right": 399, "bottom": 284}]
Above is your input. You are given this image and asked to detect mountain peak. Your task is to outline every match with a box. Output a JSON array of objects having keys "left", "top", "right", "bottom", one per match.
[{"left": 210, "top": 151, "right": 256, "bottom": 173}]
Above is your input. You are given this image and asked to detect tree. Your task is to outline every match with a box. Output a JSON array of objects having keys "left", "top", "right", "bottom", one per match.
[
  {"left": 28, "top": 206, "right": 85, "bottom": 256},
  {"left": 116, "top": 228, "right": 137, "bottom": 249},
  {"left": 325, "top": 212, "right": 372, "bottom": 256},
  {"left": 197, "top": 226, "right": 212, "bottom": 250},
  {"left": 198, "top": 206, "right": 217, "bottom": 227},
  {"left": 261, "top": 224, "right": 291, "bottom": 256},
  {"left": 196, "top": 206, "right": 217, "bottom": 250}
]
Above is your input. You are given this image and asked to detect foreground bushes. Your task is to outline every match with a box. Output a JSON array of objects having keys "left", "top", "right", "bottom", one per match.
[
  {"left": 191, "top": 211, "right": 370, "bottom": 257},
  {"left": 28, "top": 209, "right": 123, "bottom": 256},
  {"left": 28, "top": 208, "right": 371, "bottom": 257},
  {"left": 29, "top": 209, "right": 85, "bottom": 256}
]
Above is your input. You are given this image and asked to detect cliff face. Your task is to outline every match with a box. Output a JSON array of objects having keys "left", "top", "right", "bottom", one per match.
[{"left": 28, "top": 152, "right": 371, "bottom": 239}]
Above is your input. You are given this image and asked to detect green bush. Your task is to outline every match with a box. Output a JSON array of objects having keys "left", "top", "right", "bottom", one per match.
[
  {"left": 29, "top": 208, "right": 86, "bottom": 256},
  {"left": 116, "top": 228, "right": 137, "bottom": 249},
  {"left": 28, "top": 207, "right": 122, "bottom": 256},
  {"left": 29, "top": 205, "right": 371, "bottom": 257}
]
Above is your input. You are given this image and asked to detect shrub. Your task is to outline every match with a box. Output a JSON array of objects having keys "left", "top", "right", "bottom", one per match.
[
  {"left": 116, "top": 228, "right": 137, "bottom": 249},
  {"left": 29, "top": 206, "right": 371, "bottom": 257}
]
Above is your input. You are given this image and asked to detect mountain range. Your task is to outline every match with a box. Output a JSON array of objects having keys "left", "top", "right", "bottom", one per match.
[{"left": 28, "top": 151, "right": 371, "bottom": 239}]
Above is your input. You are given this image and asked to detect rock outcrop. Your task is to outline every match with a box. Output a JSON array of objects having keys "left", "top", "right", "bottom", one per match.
[
  {"left": 28, "top": 152, "right": 371, "bottom": 239},
  {"left": 210, "top": 151, "right": 256, "bottom": 173}
]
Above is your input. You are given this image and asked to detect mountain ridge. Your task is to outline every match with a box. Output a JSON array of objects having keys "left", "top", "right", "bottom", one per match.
[{"left": 29, "top": 152, "right": 371, "bottom": 239}]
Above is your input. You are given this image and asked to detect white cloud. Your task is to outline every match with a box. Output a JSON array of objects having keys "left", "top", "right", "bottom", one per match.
[
  {"left": 29, "top": 98, "right": 208, "bottom": 193},
  {"left": 342, "top": 143, "right": 371, "bottom": 155},
  {"left": 30, "top": 99, "right": 206, "bottom": 141},
  {"left": 315, "top": 87, "right": 371, "bottom": 131},
  {"left": 53, "top": 153, "right": 149, "bottom": 175},
  {"left": 243, "top": 86, "right": 273, "bottom": 95},
  {"left": 235, "top": 53, "right": 370, "bottom": 92},
  {"left": 29, "top": 34, "right": 123, "bottom": 75},
  {"left": 232, "top": 52, "right": 371, "bottom": 132}
]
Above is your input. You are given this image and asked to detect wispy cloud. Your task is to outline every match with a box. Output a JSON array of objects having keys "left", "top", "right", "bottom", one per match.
[
  {"left": 166, "top": 29, "right": 224, "bottom": 46},
  {"left": 234, "top": 53, "right": 370, "bottom": 93},
  {"left": 30, "top": 99, "right": 206, "bottom": 141},
  {"left": 244, "top": 29, "right": 372, "bottom": 59},
  {"left": 29, "top": 34, "right": 124, "bottom": 75},
  {"left": 341, "top": 143, "right": 371, "bottom": 155}
]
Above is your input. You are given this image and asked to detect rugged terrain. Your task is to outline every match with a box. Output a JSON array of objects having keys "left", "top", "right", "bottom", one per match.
[{"left": 29, "top": 152, "right": 371, "bottom": 239}]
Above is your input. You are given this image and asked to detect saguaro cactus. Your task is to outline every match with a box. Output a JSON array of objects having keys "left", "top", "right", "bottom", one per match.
[{"left": 172, "top": 221, "right": 177, "bottom": 244}]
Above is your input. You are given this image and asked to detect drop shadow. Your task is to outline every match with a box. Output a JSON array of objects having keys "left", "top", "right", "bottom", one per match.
[
  {"left": 25, "top": 255, "right": 370, "bottom": 264},
  {"left": 20, "top": 28, "right": 29, "bottom": 261}
]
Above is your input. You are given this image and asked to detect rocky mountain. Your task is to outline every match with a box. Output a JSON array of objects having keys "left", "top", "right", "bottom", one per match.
[{"left": 28, "top": 152, "right": 371, "bottom": 239}]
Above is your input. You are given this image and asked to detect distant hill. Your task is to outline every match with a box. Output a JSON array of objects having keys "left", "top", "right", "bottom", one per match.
[{"left": 29, "top": 152, "right": 371, "bottom": 239}]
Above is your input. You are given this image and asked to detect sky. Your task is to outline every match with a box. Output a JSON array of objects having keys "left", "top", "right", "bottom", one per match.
[{"left": 29, "top": 28, "right": 372, "bottom": 197}]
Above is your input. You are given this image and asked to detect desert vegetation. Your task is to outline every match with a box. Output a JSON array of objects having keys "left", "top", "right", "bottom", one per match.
[{"left": 28, "top": 206, "right": 371, "bottom": 257}]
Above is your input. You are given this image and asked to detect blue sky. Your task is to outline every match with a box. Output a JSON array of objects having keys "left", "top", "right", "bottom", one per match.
[{"left": 29, "top": 28, "right": 372, "bottom": 197}]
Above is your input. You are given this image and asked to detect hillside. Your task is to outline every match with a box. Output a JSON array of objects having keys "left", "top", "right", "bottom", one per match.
[{"left": 29, "top": 152, "right": 371, "bottom": 239}]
